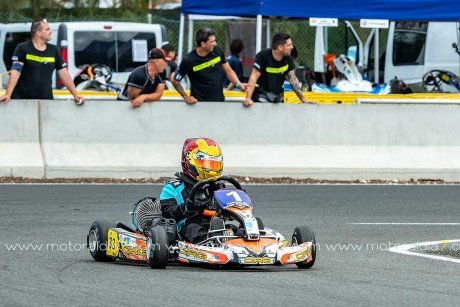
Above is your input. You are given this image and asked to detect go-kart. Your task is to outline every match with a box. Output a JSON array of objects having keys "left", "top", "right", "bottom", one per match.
[{"left": 87, "top": 176, "right": 316, "bottom": 269}]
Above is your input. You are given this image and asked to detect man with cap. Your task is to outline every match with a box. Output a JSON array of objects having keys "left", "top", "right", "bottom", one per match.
[{"left": 117, "top": 48, "right": 170, "bottom": 108}]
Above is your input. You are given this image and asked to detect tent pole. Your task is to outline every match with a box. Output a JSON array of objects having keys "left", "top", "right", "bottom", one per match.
[
  {"left": 188, "top": 19, "right": 194, "bottom": 53},
  {"left": 178, "top": 13, "right": 185, "bottom": 64},
  {"left": 256, "top": 15, "right": 262, "bottom": 53},
  {"left": 266, "top": 18, "right": 271, "bottom": 48},
  {"left": 374, "top": 28, "right": 379, "bottom": 84}
]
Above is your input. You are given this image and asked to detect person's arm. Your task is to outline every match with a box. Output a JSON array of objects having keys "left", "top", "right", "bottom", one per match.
[
  {"left": 171, "top": 77, "right": 197, "bottom": 104},
  {"left": 160, "top": 183, "right": 186, "bottom": 220},
  {"left": 221, "top": 62, "right": 245, "bottom": 92},
  {"left": 287, "top": 70, "right": 315, "bottom": 104},
  {"left": 243, "top": 68, "right": 261, "bottom": 107},
  {"left": 57, "top": 68, "right": 85, "bottom": 105},
  {"left": 130, "top": 83, "right": 166, "bottom": 108},
  {"left": 227, "top": 60, "right": 244, "bottom": 90},
  {"left": 0, "top": 65, "right": 22, "bottom": 103},
  {"left": 171, "top": 59, "right": 197, "bottom": 104}
]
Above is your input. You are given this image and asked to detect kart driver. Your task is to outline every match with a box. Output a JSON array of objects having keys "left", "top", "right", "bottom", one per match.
[{"left": 159, "top": 138, "right": 224, "bottom": 244}]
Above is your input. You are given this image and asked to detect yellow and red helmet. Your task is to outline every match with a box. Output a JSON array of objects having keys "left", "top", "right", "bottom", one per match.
[{"left": 181, "top": 138, "right": 223, "bottom": 181}]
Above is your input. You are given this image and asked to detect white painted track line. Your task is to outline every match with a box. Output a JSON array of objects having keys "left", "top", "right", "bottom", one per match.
[
  {"left": 388, "top": 239, "right": 460, "bottom": 264},
  {"left": 350, "top": 223, "right": 460, "bottom": 225}
]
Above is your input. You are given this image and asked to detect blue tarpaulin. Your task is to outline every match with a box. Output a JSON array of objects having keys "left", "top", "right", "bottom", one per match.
[{"left": 182, "top": 0, "right": 460, "bottom": 21}]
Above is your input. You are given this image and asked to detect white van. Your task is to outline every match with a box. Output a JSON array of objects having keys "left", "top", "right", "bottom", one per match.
[
  {"left": 0, "top": 21, "right": 168, "bottom": 88},
  {"left": 55, "top": 22, "right": 168, "bottom": 88},
  {"left": 363, "top": 21, "right": 460, "bottom": 84},
  {"left": 314, "top": 21, "right": 460, "bottom": 86}
]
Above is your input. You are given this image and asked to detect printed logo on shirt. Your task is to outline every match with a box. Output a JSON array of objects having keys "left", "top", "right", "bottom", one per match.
[
  {"left": 26, "top": 54, "right": 56, "bottom": 64},
  {"left": 192, "top": 56, "right": 221, "bottom": 72},
  {"left": 266, "top": 64, "right": 289, "bottom": 74}
]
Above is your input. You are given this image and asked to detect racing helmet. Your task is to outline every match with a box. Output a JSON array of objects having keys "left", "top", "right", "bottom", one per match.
[{"left": 181, "top": 138, "right": 223, "bottom": 181}]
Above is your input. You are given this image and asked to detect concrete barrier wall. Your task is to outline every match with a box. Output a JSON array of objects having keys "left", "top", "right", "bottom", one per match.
[
  {"left": 0, "top": 100, "right": 43, "bottom": 178},
  {"left": 3, "top": 99, "right": 460, "bottom": 180}
]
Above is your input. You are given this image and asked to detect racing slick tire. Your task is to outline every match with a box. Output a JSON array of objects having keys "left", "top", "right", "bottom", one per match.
[
  {"left": 292, "top": 226, "right": 316, "bottom": 269},
  {"left": 255, "top": 217, "right": 264, "bottom": 230},
  {"left": 147, "top": 226, "right": 169, "bottom": 269},
  {"left": 87, "top": 220, "right": 117, "bottom": 262}
]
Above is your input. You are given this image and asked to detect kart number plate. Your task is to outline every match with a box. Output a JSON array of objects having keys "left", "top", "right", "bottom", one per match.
[{"left": 106, "top": 229, "right": 119, "bottom": 257}]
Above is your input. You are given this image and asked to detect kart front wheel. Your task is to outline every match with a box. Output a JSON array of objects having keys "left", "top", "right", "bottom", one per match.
[
  {"left": 147, "top": 226, "right": 169, "bottom": 269},
  {"left": 292, "top": 226, "right": 316, "bottom": 269},
  {"left": 255, "top": 217, "right": 264, "bottom": 230},
  {"left": 87, "top": 220, "right": 117, "bottom": 262}
]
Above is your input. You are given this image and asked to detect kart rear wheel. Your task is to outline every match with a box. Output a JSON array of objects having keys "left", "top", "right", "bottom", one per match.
[
  {"left": 147, "top": 226, "right": 169, "bottom": 269},
  {"left": 87, "top": 220, "right": 117, "bottom": 262},
  {"left": 292, "top": 226, "right": 316, "bottom": 269}
]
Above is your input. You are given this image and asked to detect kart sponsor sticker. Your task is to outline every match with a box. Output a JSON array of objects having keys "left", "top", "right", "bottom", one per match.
[
  {"left": 121, "top": 245, "right": 146, "bottom": 258},
  {"left": 116, "top": 233, "right": 147, "bottom": 260},
  {"left": 106, "top": 229, "right": 119, "bottom": 257},
  {"left": 179, "top": 247, "right": 207, "bottom": 261},
  {"left": 295, "top": 247, "right": 311, "bottom": 261},
  {"left": 239, "top": 257, "right": 274, "bottom": 265},
  {"left": 214, "top": 190, "right": 252, "bottom": 209}
]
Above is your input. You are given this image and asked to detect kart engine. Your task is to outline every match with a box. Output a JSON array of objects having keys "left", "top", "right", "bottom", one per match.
[{"left": 131, "top": 197, "right": 162, "bottom": 234}]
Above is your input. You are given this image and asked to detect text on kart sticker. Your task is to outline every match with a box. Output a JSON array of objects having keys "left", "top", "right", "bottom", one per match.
[
  {"left": 227, "top": 201, "right": 250, "bottom": 209},
  {"left": 179, "top": 247, "right": 207, "bottom": 260},
  {"left": 122, "top": 245, "right": 146, "bottom": 257},
  {"left": 242, "top": 257, "right": 274, "bottom": 264},
  {"left": 295, "top": 247, "right": 311, "bottom": 260}
]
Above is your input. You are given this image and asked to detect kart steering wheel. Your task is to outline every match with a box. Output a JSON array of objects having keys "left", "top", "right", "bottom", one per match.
[
  {"left": 186, "top": 176, "right": 244, "bottom": 212},
  {"left": 422, "top": 70, "right": 447, "bottom": 91},
  {"left": 422, "top": 69, "right": 460, "bottom": 92}
]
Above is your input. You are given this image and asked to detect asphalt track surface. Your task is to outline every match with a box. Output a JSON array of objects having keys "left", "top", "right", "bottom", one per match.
[{"left": 1, "top": 184, "right": 459, "bottom": 306}]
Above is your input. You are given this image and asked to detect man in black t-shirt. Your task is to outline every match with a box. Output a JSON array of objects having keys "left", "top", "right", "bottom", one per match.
[
  {"left": 117, "top": 48, "right": 169, "bottom": 108},
  {"left": 172, "top": 28, "right": 246, "bottom": 103},
  {"left": 244, "top": 33, "right": 315, "bottom": 106},
  {"left": 0, "top": 19, "right": 85, "bottom": 105}
]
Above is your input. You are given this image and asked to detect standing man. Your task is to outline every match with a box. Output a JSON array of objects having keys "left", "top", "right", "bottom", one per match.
[
  {"left": 243, "top": 33, "right": 315, "bottom": 106},
  {"left": 0, "top": 19, "right": 85, "bottom": 105},
  {"left": 117, "top": 48, "right": 169, "bottom": 108},
  {"left": 172, "top": 28, "right": 245, "bottom": 104}
]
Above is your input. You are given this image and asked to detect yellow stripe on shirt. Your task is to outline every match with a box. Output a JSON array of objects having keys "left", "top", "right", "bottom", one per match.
[
  {"left": 266, "top": 64, "right": 289, "bottom": 74},
  {"left": 26, "top": 54, "right": 56, "bottom": 63},
  {"left": 192, "top": 56, "right": 221, "bottom": 72}
]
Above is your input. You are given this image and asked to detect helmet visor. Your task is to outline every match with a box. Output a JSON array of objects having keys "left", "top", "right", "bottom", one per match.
[{"left": 193, "top": 153, "right": 223, "bottom": 171}]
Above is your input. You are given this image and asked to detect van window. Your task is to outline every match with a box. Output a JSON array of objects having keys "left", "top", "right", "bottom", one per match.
[
  {"left": 3, "top": 32, "right": 31, "bottom": 69},
  {"left": 392, "top": 22, "right": 427, "bottom": 66},
  {"left": 74, "top": 31, "right": 157, "bottom": 73}
]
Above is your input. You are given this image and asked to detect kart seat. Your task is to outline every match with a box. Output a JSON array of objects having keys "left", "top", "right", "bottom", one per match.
[{"left": 116, "top": 221, "right": 137, "bottom": 233}]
